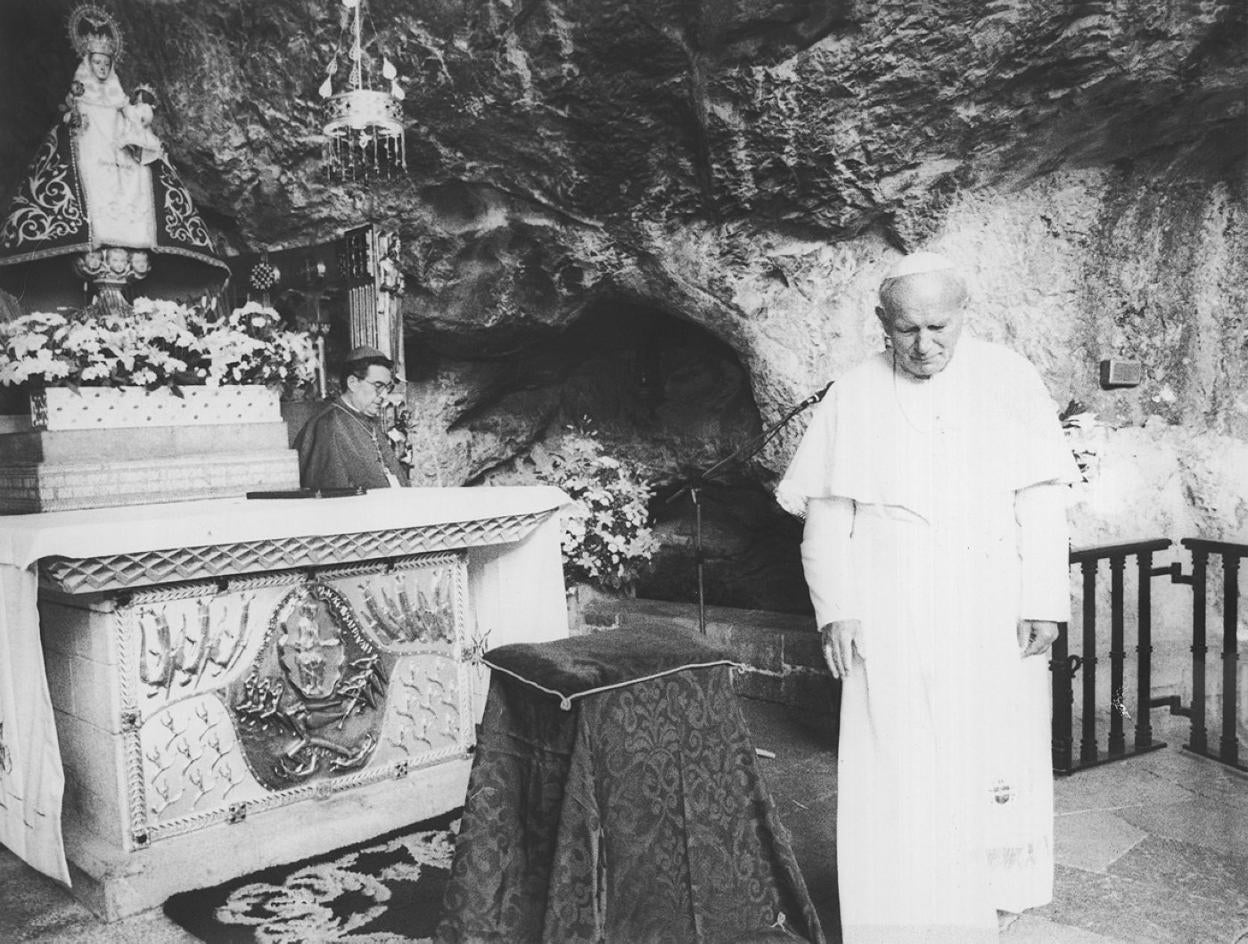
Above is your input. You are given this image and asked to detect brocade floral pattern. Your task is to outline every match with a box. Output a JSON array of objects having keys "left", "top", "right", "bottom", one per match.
[{"left": 439, "top": 666, "right": 824, "bottom": 944}]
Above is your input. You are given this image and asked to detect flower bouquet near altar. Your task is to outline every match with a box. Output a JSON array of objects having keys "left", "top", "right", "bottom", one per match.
[
  {"left": 0, "top": 298, "right": 317, "bottom": 394},
  {"left": 538, "top": 426, "right": 660, "bottom": 592}
]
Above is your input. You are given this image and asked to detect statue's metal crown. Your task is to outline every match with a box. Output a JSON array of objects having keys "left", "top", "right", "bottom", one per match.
[
  {"left": 84, "top": 32, "right": 117, "bottom": 57},
  {"left": 68, "top": 4, "right": 125, "bottom": 64}
]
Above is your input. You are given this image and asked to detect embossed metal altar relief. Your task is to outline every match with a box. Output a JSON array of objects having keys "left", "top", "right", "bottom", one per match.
[
  {"left": 136, "top": 592, "right": 255, "bottom": 693},
  {"left": 229, "top": 582, "right": 389, "bottom": 788},
  {"left": 120, "top": 552, "right": 470, "bottom": 846},
  {"left": 358, "top": 557, "right": 458, "bottom": 649}
]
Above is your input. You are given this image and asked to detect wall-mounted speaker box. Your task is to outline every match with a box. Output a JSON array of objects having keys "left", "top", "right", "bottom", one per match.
[{"left": 1099, "top": 359, "right": 1142, "bottom": 389}]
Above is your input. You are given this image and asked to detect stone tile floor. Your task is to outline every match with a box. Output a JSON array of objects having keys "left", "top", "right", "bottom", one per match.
[
  {"left": 752, "top": 703, "right": 1248, "bottom": 944},
  {"left": 1, "top": 702, "right": 1244, "bottom": 943}
]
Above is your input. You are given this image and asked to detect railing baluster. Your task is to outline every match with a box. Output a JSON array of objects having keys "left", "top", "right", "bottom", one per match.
[
  {"left": 1080, "top": 559, "right": 1099, "bottom": 765},
  {"left": 1057, "top": 537, "right": 1247, "bottom": 776},
  {"left": 1219, "top": 555, "right": 1240, "bottom": 767},
  {"left": 1188, "top": 548, "right": 1209, "bottom": 755},
  {"left": 1051, "top": 622, "right": 1073, "bottom": 774},
  {"left": 1135, "top": 551, "right": 1154, "bottom": 751},
  {"left": 1059, "top": 539, "right": 1170, "bottom": 775},
  {"left": 1177, "top": 539, "right": 1246, "bottom": 772},
  {"left": 1108, "top": 555, "right": 1126, "bottom": 755}
]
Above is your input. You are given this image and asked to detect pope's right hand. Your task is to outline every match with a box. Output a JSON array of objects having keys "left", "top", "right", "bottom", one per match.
[{"left": 820, "top": 619, "right": 865, "bottom": 679}]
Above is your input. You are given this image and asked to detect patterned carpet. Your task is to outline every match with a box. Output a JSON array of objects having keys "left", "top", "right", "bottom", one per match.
[{"left": 162, "top": 811, "right": 460, "bottom": 944}]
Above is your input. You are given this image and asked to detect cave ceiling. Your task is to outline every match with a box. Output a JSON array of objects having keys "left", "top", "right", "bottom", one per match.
[{"left": 0, "top": 0, "right": 1243, "bottom": 357}]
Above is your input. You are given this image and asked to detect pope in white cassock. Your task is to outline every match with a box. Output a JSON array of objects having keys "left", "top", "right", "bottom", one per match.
[{"left": 776, "top": 252, "right": 1079, "bottom": 944}]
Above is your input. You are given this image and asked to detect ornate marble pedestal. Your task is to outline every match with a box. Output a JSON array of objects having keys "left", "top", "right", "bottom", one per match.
[
  {"left": 0, "top": 488, "right": 568, "bottom": 919},
  {"left": 0, "top": 385, "right": 299, "bottom": 513}
]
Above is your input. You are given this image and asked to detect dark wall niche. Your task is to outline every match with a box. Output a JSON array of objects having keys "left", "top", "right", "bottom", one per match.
[
  {"left": 561, "top": 299, "right": 812, "bottom": 615},
  {"left": 645, "top": 480, "right": 812, "bottom": 616},
  {"left": 413, "top": 295, "right": 812, "bottom": 614}
]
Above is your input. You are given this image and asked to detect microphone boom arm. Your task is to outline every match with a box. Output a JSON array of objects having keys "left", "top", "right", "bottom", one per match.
[
  {"left": 664, "top": 379, "right": 833, "bottom": 634},
  {"left": 665, "top": 380, "right": 832, "bottom": 506}
]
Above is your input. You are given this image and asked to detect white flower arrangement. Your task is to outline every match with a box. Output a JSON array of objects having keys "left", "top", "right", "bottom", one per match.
[
  {"left": 0, "top": 298, "right": 317, "bottom": 393},
  {"left": 536, "top": 427, "right": 660, "bottom": 591}
]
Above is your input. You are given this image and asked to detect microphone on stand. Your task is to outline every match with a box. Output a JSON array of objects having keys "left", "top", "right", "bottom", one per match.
[
  {"left": 661, "top": 376, "right": 836, "bottom": 635},
  {"left": 796, "top": 380, "right": 834, "bottom": 411}
]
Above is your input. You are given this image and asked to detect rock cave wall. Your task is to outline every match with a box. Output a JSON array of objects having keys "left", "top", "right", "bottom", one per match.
[{"left": 1, "top": 0, "right": 1244, "bottom": 701}]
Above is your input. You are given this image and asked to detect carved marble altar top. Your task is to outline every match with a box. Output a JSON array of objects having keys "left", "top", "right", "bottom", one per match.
[{"left": 0, "top": 487, "right": 570, "bottom": 578}]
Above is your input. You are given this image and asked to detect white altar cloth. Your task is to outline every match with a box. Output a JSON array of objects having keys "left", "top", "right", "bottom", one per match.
[{"left": 0, "top": 487, "right": 569, "bottom": 886}]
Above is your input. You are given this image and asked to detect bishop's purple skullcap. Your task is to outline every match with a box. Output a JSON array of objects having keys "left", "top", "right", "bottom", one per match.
[{"left": 345, "top": 345, "right": 389, "bottom": 363}]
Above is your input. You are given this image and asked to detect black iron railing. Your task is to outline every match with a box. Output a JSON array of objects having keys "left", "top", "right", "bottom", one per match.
[
  {"left": 1176, "top": 538, "right": 1247, "bottom": 772},
  {"left": 1051, "top": 539, "right": 1172, "bottom": 775},
  {"left": 1052, "top": 537, "right": 1247, "bottom": 776}
]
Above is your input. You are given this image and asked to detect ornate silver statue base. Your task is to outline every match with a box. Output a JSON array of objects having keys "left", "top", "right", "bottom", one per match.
[{"left": 72, "top": 247, "right": 150, "bottom": 316}]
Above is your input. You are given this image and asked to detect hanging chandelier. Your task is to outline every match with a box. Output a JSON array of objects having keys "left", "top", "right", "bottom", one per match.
[{"left": 319, "top": 0, "right": 406, "bottom": 181}]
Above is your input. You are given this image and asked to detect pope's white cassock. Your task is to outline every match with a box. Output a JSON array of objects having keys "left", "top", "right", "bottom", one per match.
[{"left": 776, "top": 336, "right": 1079, "bottom": 944}]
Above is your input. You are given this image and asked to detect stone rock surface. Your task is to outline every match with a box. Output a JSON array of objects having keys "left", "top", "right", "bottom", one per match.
[{"left": 0, "top": 0, "right": 1244, "bottom": 617}]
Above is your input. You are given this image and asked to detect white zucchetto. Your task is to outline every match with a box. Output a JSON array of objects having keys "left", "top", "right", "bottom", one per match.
[{"left": 883, "top": 250, "right": 959, "bottom": 280}]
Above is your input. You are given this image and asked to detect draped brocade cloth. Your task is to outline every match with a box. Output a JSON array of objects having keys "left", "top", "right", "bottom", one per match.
[{"left": 438, "top": 626, "right": 826, "bottom": 944}]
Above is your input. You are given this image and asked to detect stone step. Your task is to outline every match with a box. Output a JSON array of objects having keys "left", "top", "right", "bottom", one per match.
[
  {"left": 0, "top": 421, "right": 291, "bottom": 463},
  {"left": 0, "top": 449, "right": 299, "bottom": 513}
]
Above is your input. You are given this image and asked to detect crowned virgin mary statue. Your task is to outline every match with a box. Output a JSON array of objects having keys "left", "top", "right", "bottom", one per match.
[{"left": 0, "top": 4, "right": 228, "bottom": 313}]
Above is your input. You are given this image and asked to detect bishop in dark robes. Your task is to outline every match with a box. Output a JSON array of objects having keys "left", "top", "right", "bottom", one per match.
[{"left": 294, "top": 346, "right": 410, "bottom": 491}]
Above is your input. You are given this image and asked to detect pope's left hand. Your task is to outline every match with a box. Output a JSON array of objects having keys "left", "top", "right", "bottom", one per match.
[{"left": 1018, "top": 619, "right": 1059, "bottom": 658}]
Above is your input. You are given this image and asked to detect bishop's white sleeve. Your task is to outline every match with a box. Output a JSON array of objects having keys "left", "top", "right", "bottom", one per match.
[
  {"left": 1015, "top": 482, "right": 1071, "bottom": 622},
  {"left": 800, "top": 495, "right": 857, "bottom": 628}
]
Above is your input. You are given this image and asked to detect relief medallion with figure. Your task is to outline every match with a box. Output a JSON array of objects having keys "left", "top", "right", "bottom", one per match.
[{"left": 227, "top": 581, "right": 393, "bottom": 789}]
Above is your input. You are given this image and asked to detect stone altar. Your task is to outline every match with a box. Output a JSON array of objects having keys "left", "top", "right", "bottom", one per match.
[{"left": 0, "top": 486, "right": 569, "bottom": 919}]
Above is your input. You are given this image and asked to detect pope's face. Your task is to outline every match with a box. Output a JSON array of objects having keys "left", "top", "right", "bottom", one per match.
[
  {"left": 88, "top": 53, "right": 113, "bottom": 82},
  {"left": 344, "top": 365, "right": 394, "bottom": 418},
  {"left": 877, "top": 273, "right": 966, "bottom": 380}
]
